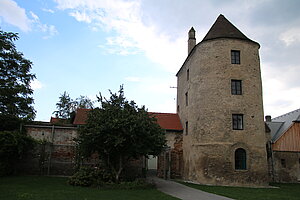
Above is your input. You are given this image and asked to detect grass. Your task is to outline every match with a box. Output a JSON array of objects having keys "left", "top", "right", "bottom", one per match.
[
  {"left": 0, "top": 176, "right": 178, "bottom": 200},
  {"left": 178, "top": 181, "right": 300, "bottom": 200}
]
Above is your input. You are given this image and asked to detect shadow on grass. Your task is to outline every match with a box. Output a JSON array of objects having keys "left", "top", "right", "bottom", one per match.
[
  {"left": 177, "top": 181, "right": 300, "bottom": 200},
  {"left": 0, "top": 176, "right": 179, "bottom": 200}
]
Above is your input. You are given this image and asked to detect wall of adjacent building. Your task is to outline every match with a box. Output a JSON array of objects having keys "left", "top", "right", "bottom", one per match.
[
  {"left": 272, "top": 151, "right": 300, "bottom": 182},
  {"left": 20, "top": 124, "right": 78, "bottom": 176}
]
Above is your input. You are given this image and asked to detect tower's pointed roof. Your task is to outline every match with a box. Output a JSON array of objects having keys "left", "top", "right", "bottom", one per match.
[{"left": 202, "top": 14, "right": 258, "bottom": 45}]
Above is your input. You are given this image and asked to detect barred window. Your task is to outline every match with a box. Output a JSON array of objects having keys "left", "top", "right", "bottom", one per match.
[
  {"left": 231, "top": 80, "right": 242, "bottom": 95},
  {"left": 231, "top": 50, "right": 240, "bottom": 64},
  {"left": 232, "top": 114, "right": 243, "bottom": 130}
]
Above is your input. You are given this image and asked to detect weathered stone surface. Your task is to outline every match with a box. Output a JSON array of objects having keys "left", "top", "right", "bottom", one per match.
[
  {"left": 272, "top": 151, "right": 300, "bottom": 182},
  {"left": 177, "top": 38, "right": 269, "bottom": 186}
]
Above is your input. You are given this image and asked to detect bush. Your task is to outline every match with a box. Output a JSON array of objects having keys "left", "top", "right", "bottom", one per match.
[
  {"left": 68, "top": 166, "right": 113, "bottom": 187},
  {"left": 0, "top": 131, "right": 36, "bottom": 176},
  {"left": 68, "top": 166, "right": 154, "bottom": 189}
]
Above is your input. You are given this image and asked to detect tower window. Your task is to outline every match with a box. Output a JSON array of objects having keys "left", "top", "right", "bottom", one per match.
[
  {"left": 187, "top": 69, "right": 189, "bottom": 81},
  {"left": 185, "top": 121, "right": 188, "bottom": 135},
  {"left": 185, "top": 92, "right": 188, "bottom": 106},
  {"left": 231, "top": 50, "right": 240, "bottom": 64},
  {"left": 281, "top": 159, "right": 286, "bottom": 168},
  {"left": 231, "top": 80, "right": 242, "bottom": 95},
  {"left": 232, "top": 114, "right": 243, "bottom": 130},
  {"left": 235, "top": 148, "right": 246, "bottom": 170}
]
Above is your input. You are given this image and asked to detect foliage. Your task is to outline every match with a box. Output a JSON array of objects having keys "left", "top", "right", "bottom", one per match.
[
  {"left": 178, "top": 181, "right": 300, "bottom": 200},
  {"left": 0, "top": 176, "right": 177, "bottom": 200},
  {"left": 52, "top": 91, "right": 75, "bottom": 119},
  {"left": 76, "top": 95, "right": 94, "bottom": 109},
  {"left": 77, "top": 86, "right": 166, "bottom": 183},
  {"left": 0, "top": 29, "right": 36, "bottom": 131},
  {"left": 53, "top": 92, "right": 93, "bottom": 121},
  {"left": 0, "top": 131, "right": 36, "bottom": 176},
  {"left": 68, "top": 166, "right": 113, "bottom": 187}
]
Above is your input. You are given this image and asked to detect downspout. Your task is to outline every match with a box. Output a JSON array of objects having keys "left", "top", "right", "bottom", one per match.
[{"left": 47, "top": 125, "right": 55, "bottom": 175}]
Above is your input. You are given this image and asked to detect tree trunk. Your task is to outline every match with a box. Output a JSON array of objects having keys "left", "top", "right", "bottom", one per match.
[{"left": 115, "top": 156, "right": 123, "bottom": 183}]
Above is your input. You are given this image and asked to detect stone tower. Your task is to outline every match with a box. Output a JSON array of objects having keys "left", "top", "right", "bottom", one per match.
[{"left": 176, "top": 15, "right": 269, "bottom": 186}]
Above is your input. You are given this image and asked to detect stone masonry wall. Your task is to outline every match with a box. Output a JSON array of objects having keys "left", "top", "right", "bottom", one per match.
[
  {"left": 272, "top": 151, "right": 300, "bottom": 182},
  {"left": 177, "top": 38, "right": 269, "bottom": 186},
  {"left": 20, "top": 125, "right": 78, "bottom": 176}
]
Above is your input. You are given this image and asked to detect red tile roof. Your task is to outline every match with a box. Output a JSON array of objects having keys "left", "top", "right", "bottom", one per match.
[
  {"left": 72, "top": 108, "right": 183, "bottom": 131},
  {"left": 50, "top": 117, "right": 68, "bottom": 124},
  {"left": 149, "top": 112, "right": 183, "bottom": 131},
  {"left": 73, "top": 108, "right": 91, "bottom": 125}
]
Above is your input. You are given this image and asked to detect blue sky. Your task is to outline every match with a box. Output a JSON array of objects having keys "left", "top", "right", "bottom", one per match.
[{"left": 1, "top": 0, "right": 300, "bottom": 121}]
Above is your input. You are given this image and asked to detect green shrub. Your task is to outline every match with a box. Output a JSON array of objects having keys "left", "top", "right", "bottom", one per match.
[
  {"left": 68, "top": 167, "right": 154, "bottom": 189},
  {"left": 0, "top": 131, "right": 36, "bottom": 176},
  {"left": 68, "top": 166, "right": 113, "bottom": 187}
]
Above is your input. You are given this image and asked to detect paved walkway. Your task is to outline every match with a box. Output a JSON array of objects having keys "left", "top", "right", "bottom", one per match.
[{"left": 149, "top": 176, "right": 234, "bottom": 200}]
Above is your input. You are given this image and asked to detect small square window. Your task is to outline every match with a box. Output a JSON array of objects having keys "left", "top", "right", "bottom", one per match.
[
  {"left": 231, "top": 50, "right": 240, "bottom": 64},
  {"left": 231, "top": 80, "right": 242, "bottom": 95},
  {"left": 281, "top": 159, "right": 286, "bottom": 168},
  {"left": 232, "top": 114, "right": 243, "bottom": 130},
  {"left": 185, "top": 121, "right": 188, "bottom": 135}
]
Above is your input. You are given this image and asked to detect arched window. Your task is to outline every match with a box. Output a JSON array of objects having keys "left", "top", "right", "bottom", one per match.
[{"left": 235, "top": 148, "right": 246, "bottom": 170}]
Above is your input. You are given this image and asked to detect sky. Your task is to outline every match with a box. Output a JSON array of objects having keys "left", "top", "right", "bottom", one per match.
[{"left": 0, "top": 0, "right": 300, "bottom": 122}]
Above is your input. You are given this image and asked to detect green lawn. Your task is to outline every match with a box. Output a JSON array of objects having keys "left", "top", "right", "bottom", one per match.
[
  {"left": 179, "top": 181, "right": 300, "bottom": 200},
  {"left": 0, "top": 176, "right": 178, "bottom": 200}
]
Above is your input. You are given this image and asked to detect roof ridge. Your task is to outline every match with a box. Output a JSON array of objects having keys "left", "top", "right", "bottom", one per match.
[
  {"left": 272, "top": 108, "right": 300, "bottom": 120},
  {"left": 149, "top": 112, "right": 178, "bottom": 115}
]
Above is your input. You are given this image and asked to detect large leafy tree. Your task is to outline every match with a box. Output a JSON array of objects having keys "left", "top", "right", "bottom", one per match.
[
  {"left": 53, "top": 91, "right": 75, "bottom": 119},
  {"left": 0, "top": 29, "right": 36, "bottom": 131},
  {"left": 78, "top": 86, "right": 166, "bottom": 182},
  {"left": 53, "top": 92, "right": 93, "bottom": 120}
]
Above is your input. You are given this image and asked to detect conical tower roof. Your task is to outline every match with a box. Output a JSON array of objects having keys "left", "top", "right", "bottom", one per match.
[{"left": 202, "top": 14, "right": 258, "bottom": 45}]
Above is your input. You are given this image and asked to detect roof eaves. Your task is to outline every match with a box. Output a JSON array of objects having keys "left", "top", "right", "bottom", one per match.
[{"left": 200, "top": 37, "right": 260, "bottom": 48}]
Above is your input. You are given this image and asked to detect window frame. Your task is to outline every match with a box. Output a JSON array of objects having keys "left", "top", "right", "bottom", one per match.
[
  {"left": 231, "top": 79, "right": 242, "bottom": 95},
  {"left": 232, "top": 114, "right": 243, "bottom": 130},
  {"left": 231, "top": 50, "right": 240, "bottom": 64},
  {"left": 235, "top": 148, "right": 247, "bottom": 170}
]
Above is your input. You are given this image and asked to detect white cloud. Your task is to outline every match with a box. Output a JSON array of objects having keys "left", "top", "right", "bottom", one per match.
[
  {"left": 42, "top": 8, "right": 55, "bottom": 13},
  {"left": 262, "top": 62, "right": 300, "bottom": 117},
  {"left": 54, "top": 0, "right": 186, "bottom": 72},
  {"left": 30, "top": 11, "right": 39, "bottom": 22},
  {"left": 39, "top": 24, "right": 58, "bottom": 39},
  {"left": 0, "top": 0, "right": 58, "bottom": 39},
  {"left": 0, "top": 0, "right": 31, "bottom": 31},
  {"left": 280, "top": 28, "right": 300, "bottom": 46},
  {"left": 30, "top": 79, "right": 43, "bottom": 90},
  {"left": 69, "top": 10, "right": 92, "bottom": 23}
]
